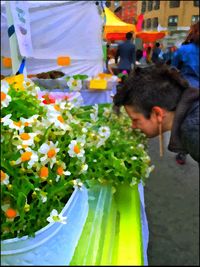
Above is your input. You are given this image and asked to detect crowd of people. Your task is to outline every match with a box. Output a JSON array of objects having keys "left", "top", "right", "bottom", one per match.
[{"left": 109, "top": 21, "right": 199, "bottom": 165}]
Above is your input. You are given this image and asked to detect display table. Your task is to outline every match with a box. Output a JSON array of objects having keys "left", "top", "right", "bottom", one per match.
[{"left": 37, "top": 85, "right": 117, "bottom": 106}]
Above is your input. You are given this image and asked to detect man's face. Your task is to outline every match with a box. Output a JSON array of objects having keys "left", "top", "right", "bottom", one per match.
[{"left": 124, "top": 105, "right": 160, "bottom": 138}]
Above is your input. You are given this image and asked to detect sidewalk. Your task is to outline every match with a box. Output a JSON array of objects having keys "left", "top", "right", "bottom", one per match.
[{"left": 145, "top": 131, "right": 199, "bottom": 266}]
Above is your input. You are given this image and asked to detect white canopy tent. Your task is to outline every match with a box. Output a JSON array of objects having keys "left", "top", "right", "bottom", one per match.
[{"left": 1, "top": 1, "right": 104, "bottom": 76}]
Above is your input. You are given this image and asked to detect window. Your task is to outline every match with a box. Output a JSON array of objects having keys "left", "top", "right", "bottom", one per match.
[
  {"left": 193, "top": 0, "right": 199, "bottom": 6},
  {"left": 169, "top": 1, "right": 180, "bottom": 8},
  {"left": 168, "top": 16, "right": 178, "bottom": 26},
  {"left": 141, "top": 0, "right": 146, "bottom": 13},
  {"left": 148, "top": 0, "right": 153, "bottom": 11},
  {"left": 153, "top": 17, "right": 158, "bottom": 28},
  {"left": 154, "top": 0, "right": 160, "bottom": 10},
  {"left": 191, "top": 15, "right": 199, "bottom": 23},
  {"left": 146, "top": 18, "right": 151, "bottom": 29}
]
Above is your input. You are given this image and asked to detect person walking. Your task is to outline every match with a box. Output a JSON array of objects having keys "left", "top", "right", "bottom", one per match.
[
  {"left": 151, "top": 42, "right": 162, "bottom": 64},
  {"left": 171, "top": 21, "right": 199, "bottom": 164},
  {"left": 113, "top": 64, "right": 199, "bottom": 164},
  {"left": 115, "top": 32, "right": 136, "bottom": 75}
]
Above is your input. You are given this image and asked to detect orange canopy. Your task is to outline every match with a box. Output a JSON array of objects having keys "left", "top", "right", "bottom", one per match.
[
  {"left": 103, "top": 7, "right": 135, "bottom": 41},
  {"left": 136, "top": 31, "right": 167, "bottom": 43}
]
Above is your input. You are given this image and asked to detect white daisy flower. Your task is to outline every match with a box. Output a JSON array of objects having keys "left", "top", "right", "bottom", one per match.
[
  {"left": 103, "top": 107, "right": 111, "bottom": 117},
  {"left": 145, "top": 165, "right": 155, "bottom": 178},
  {"left": 131, "top": 156, "right": 137, "bottom": 160},
  {"left": 67, "top": 78, "right": 82, "bottom": 91},
  {"left": 138, "top": 144, "right": 145, "bottom": 149},
  {"left": 1, "top": 80, "right": 11, "bottom": 108},
  {"left": 90, "top": 104, "right": 99, "bottom": 122},
  {"left": 56, "top": 163, "right": 71, "bottom": 182},
  {"left": 1, "top": 170, "right": 10, "bottom": 185},
  {"left": 47, "top": 209, "right": 67, "bottom": 224},
  {"left": 48, "top": 113, "right": 71, "bottom": 132},
  {"left": 20, "top": 115, "right": 39, "bottom": 127},
  {"left": 15, "top": 148, "right": 39, "bottom": 169},
  {"left": 38, "top": 141, "right": 60, "bottom": 168},
  {"left": 1, "top": 114, "right": 12, "bottom": 126},
  {"left": 73, "top": 179, "right": 83, "bottom": 190},
  {"left": 68, "top": 140, "right": 85, "bottom": 158},
  {"left": 17, "top": 132, "right": 37, "bottom": 147},
  {"left": 79, "top": 163, "right": 88, "bottom": 174},
  {"left": 98, "top": 126, "right": 110, "bottom": 139}
]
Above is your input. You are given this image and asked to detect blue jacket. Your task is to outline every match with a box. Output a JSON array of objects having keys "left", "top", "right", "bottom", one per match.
[
  {"left": 171, "top": 43, "right": 199, "bottom": 88},
  {"left": 115, "top": 40, "right": 135, "bottom": 71}
]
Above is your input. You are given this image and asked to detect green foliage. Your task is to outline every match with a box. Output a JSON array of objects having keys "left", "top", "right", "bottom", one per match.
[{"left": 1, "top": 78, "right": 153, "bottom": 241}]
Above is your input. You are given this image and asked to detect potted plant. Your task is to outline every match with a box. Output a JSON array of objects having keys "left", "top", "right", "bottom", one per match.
[{"left": 1, "top": 75, "right": 154, "bottom": 265}]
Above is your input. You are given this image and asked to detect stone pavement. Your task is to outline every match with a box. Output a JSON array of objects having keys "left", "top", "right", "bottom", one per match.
[{"left": 144, "top": 131, "right": 199, "bottom": 266}]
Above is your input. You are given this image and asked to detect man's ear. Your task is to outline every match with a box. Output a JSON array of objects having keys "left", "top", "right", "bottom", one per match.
[{"left": 152, "top": 106, "right": 165, "bottom": 123}]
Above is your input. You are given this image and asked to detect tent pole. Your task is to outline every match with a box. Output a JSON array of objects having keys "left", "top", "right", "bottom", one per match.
[{"left": 5, "top": 1, "right": 26, "bottom": 76}]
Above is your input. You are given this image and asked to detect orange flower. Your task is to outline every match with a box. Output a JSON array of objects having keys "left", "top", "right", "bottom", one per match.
[
  {"left": 1, "top": 92, "right": 6, "bottom": 101},
  {"left": 5, "top": 208, "right": 17, "bottom": 219},
  {"left": 21, "top": 151, "right": 32, "bottom": 162},
  {"left": 1, "top": 170, "right": 6, "bottom": 182},
  {"left": 40, "top": 166, "right": 49, "bottom": 178},
  {"left": 57, "top": 115, "right": 64, "bottom": 123},
  {"left": 57, "top": 166, "right": 63, "bottom": 176}
]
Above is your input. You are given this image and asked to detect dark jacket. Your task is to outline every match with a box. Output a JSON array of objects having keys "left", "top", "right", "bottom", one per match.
[
  {"left": 168, "top": 88, "right": 199, "bottom": 163},
  {"left": 151, "top": 47, "right": 161, "bottom": 63},
  {"left": 115, "top": 40, "right": 135, "bottom": 71}
]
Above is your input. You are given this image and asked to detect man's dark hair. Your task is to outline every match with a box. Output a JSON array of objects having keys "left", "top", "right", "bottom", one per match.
[
  {"left": 155, "top": 42, "right": 160, "bottom": 47},
  {"left": 126, "top": 32, "right": 133, "bottom": 40},
  {"left": 113, "top": 64, "right": 190, "bottom": 118}
]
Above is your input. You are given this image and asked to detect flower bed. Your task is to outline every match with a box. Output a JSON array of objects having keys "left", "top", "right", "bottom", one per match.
[{"left": 1, "top": 75, "right": 154, "bottom": 241}]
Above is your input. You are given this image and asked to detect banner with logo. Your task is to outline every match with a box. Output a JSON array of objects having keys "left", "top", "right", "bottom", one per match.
[{"left": 9, "top": 1, "right": 33, "bottom": 57}]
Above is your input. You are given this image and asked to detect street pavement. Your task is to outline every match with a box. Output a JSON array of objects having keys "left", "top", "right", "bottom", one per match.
[{"left": 144, "top": 131, "right": 199, "bottom": 266}]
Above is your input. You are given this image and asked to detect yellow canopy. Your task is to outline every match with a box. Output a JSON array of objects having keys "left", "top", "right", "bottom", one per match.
[{"left": 103, "top": 7, "right": 135, "bottom": 36}]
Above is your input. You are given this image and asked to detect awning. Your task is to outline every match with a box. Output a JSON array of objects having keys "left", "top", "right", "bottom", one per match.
[
  {"left": 103, "top": 7, "right": 135, "bottom": 40},
  {"left": 136, "top": 31, "right": 167, "bottom": 43}
]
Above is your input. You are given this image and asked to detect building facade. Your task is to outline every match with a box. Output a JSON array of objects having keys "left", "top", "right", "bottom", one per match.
[
  {"left": 109, "top": 0, "right": 138, "bottom": 24},
  {"left": 137, "top": 0, "right": 199, "bottom": 46}
]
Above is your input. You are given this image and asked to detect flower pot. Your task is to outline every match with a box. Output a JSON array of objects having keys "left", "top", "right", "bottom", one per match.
[
  {"left": 70, "top": 183, "right": 144, "bottom": 266},
  {"left": 1, "top": 186, "right": 88, "bottom": 266}
]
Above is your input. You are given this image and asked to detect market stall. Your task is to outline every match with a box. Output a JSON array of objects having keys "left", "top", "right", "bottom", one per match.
[
  {"left": 103, "top": 7, "right": 135, "bottom": 41},
  {"left": 1, "top": 2, "right": 150, "bottom": 266}
]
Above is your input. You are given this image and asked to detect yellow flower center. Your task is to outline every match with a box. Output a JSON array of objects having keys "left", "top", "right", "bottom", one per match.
[
  {"left": 74, "top": 145, "right": 80, "bottom": 154},
  {"left": 47, "top": 149, "right": 56, "bottom": 158},
  {"left": 54, "top": 105, "right": 60, "bottom": 111},
  {"left": 14, "top": 121, "right": 22, "bottom": 127},
  {"left": 57, "top": 115, "right": 64, "bottom": 123},
  {"left": 72, "top": 80, "right": 78, "bottom": 87},
  {"left": 1, "top": 92, "right": 6, "bottom": 101},
  {"left": 20, "top": 133, "right": 30, "bottom": 140},
  {"left": 21, "top": 151, "right": 32, "bottom": 162}
]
